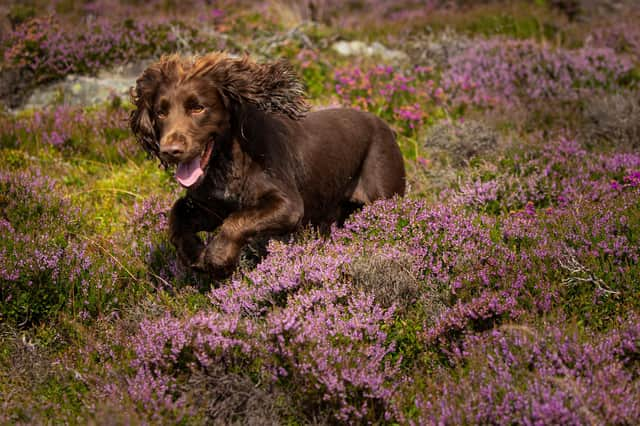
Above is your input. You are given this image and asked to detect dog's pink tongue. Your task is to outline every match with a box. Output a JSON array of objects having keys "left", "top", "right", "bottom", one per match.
[{"left": 175, "top": 156, "right": 203, "bottom": 187}]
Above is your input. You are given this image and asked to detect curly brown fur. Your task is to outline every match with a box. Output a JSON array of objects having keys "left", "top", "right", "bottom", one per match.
[
  {"left": 129, "top": 52, "right": 405, "bottom": 278},
  {"left": 187, "top": 52, "right": 310, "bottom": 120}
]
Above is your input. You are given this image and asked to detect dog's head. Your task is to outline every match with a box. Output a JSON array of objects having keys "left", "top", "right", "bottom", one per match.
[{"left": 129, "top": 52, "right": 309, "bottom": 187}]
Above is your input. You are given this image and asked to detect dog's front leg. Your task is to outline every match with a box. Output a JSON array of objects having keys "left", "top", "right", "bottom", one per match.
[
  {"left": 200, "top": 191, "right": 304, "bottom": 275},
  {"left": 169, "top": 197, "right": 227, "bottom": 269}
]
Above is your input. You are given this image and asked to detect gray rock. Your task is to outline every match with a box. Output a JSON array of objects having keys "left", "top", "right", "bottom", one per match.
[
  {"left": 17, "top": 60, "right": 153, "bottom": 111},
  {"left": 331, "top": 40, "right": 409, "bottom": 63},
  {"left": 405, "top": 29, "right": 472, "bottom": 69}
]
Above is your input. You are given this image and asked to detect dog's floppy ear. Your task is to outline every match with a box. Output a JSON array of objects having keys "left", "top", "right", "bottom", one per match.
[
  {"left": 191, "top": 53, "right": 310, "bottom": 120},
  {"left": 129, "top": 64, "right": 166, "bottom": 167}
]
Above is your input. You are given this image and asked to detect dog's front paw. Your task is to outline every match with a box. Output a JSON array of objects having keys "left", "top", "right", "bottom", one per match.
[
  {"left": 198, "top": 235, "right": 241, "bottom": 277},
  {"left": 173, "top": 235, "right": 206, "bottom": 269},
  {"left": 190, "top": 253, "right": 209, "bottom": 274},
  {"left": 190, "top": 249, "right": 228, "bottom": 279}
]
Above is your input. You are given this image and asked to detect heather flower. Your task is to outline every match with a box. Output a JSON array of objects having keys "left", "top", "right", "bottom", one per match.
[
  {"left": 404, "top": 318, "right": 640, "bottom": 425},
  {"left": 589, "top": 18, "right": 640, "bottom": 59},
  {"left": 0, "top": 168, "right": 122, "bottom": 325},
  {"left": 3, "top": 15, "right": 193, "bottom": 83},
  {"left": 0, "top": 104, "right": 137, "bottom": 161},
  {"left": 333, "top": 64, "right": 444, "bottom": 134},
  {"left": 624, "top": 171, "right": 640, "bottom": 187},
  {"left": 448, "top": 136, "right": 640, "bottom": 212},
  {"left": 112, "top": 175, "right": 640, "bottom": 422},
  {"left": 443, "top": 39, "right": 635, "bottom": 109},
  {"left": 264, "top": 286, "right": 399, "bottom": 421}
]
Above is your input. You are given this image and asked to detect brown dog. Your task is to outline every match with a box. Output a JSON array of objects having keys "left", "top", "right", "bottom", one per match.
[{"left": 130, "top": 52, "right": 405, "bottom": 276}]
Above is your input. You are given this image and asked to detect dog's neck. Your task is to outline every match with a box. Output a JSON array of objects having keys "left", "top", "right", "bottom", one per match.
[
  {"left": 184, "top": 125, "right": 249, "bottom": 206},
  {"left": 187, "top": 105, "right": 298, "bottom": 206}
]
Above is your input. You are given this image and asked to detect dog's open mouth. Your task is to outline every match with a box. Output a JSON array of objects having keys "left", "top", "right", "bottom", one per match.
[{"left": 175, "top": 140, "right": 214, "bottom": 188}]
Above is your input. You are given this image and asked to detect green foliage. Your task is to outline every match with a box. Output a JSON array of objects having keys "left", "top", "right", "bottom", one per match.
[
  {"left": 0, "top": 160, "right": 138, "bottom": 326},
  {"left": 464, "top": 12, "right": 559, "bottom": 40},
  {"left": 297, "top": 55, "right": 332, "bottom": 99},
  {"left": 7, "top": 4, "right": 36, "bottom": 28}
]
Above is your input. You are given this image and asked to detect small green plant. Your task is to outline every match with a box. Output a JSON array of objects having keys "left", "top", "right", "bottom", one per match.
[{"left": 7, "top": 4, "right": 36, "bottom": 29}]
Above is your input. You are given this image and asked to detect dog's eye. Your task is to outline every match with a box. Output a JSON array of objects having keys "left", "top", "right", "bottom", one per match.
[
  {"left": 190, "top": 105, "right": 205, "bottom": 114},
  {"left": 156, "top": 110, "right": 168, "bottom": 119}
]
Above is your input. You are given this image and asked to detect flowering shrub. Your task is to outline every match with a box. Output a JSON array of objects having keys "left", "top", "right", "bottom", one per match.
[
  {"left": 0, "top": 169, "right": 121, "bottom": 325},
  {"left": 128, "top": 311, "right": 252, "bottom": 414},
  {"left": 443, "top": 39, "right": 636, "bottom": 109},
  {"left": 264, "top": 286, "right": 399, "bottom": 421},
  {"left": 449, "top": 137, "right": 640, "bottom": 212},
  {"left": 402, "top": 319, "right": 640, "bottom": 424},
  {"left": 124, "top": 138, "right": 640, "bottom": 420},
  {"left": 589, "top": 18, "right": 640, "bottom": 59},
  {"left": 125, "top": 172, "right": 640, "bottom": 422},
  {"left": 0, "top": 105, "right": 137, "bottom": 162},
  {"left": 127, "top": 289, "right": 400, "bottom": 422},
  {"left": 2, "top": 15, "right": 205, "bottom": 83},
  {"left": 333, "top": 64, "right": 446, "bottom": 135},
  {"left": 128, "top": 234, "right": 400, "bottom": 421},
  {"left": 2, "top": 2, "right": 640, "bottom": 424}
]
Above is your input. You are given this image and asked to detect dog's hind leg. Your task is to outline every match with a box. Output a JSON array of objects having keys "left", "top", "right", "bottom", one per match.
[
  {"left": 348, "top": 125, "right": 406, "bottom": 208},
  {"left": 336, "top": 200, "right": 363, "bottom": 227}
]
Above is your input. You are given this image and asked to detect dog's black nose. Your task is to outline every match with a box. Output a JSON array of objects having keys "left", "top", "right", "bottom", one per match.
[
  {"left": 161, "top": 144, "right": 185, "bottom": 158},
  {"left": 160, "top": 133, "right": 187, "bottom": 160}
]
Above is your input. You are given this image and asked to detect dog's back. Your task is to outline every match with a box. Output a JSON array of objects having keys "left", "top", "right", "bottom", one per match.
[{"left": 264, "top": 107, "right": 406, "bottom": 225}]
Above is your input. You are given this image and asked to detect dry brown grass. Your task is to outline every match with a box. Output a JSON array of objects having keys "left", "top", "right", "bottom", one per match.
[
  {"left": 348, "top": 254, "right": 448, "bottom": 318},
  {"left": 581, "top": 90, "right": 640, "bottom": 151}
]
